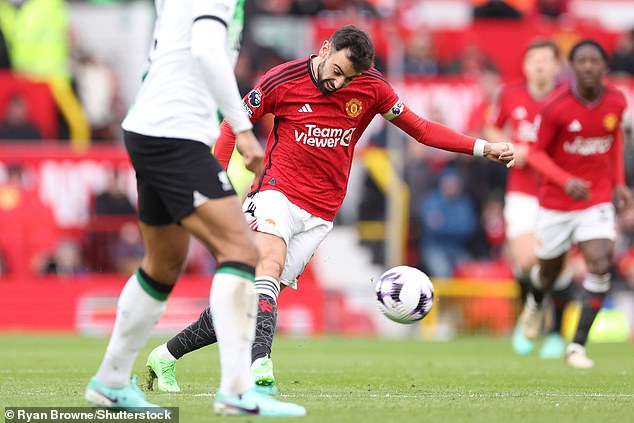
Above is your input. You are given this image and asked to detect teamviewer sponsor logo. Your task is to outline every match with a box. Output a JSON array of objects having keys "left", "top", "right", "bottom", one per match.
[
  {"left": 563, "top": 135, "right": 613, "bottom": 155},
  {"left": 294, "top": 124, "right": 356, "bottom": 147}
]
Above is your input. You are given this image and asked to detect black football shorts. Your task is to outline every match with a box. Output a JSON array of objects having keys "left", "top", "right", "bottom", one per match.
[{"left": 124, "top": 130, "right": 236, "bottom": 225}]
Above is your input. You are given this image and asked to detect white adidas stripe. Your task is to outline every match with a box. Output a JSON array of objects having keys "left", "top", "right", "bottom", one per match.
[{"left": 298, "top": 103, "right": 313, "bottom": 113}]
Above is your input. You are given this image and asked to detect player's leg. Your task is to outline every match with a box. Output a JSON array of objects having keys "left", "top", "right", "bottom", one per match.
[
  {"left": 250, "top": 231, "right": 287, "bottom": 392},
  {"left": 520, "top": 207, "right": 573, "bottom": 340},
  {"left": 86, "top": 222, "right": 190, "bottom": 409},
  {"left": 539, "top": 267, "right": 574, "bottom": 359},
  {"left": 566, "top": 203, "right": 616, "bottom": 368},
  {"left": 240, "top": 191, "right": 291, "bottom": 392},
  {"left": 86, "top": 136, "right": 192, "bottom": 409},
  {"left": 566, "top": 240, "right": 613, "bottom": 368},
  {"left": 146, "top": 306, "right": 216, "bottom": 392},
  {"left": 181, "top": 196, "right": 259, "bottom": 389},
  {"left": 247, "top": 191, "right": 333, "bottom": 392},
  {"left": 566, "top": 239, "right": 612, "bottom": 368},
  {"left": 521, "top": 255, "right": 566, "bottom": 340},
  {"left": 508, "top": 231, "right": 538, "bottom": 355},
  {"left": 504, "top": 193, "right": 539, "bottom": 354},
  {"left": 184, "top": 198, "right": 304, "bottom": 416},
  {"left": 504, "top": 193, "right": 540, "bottom": 305}
]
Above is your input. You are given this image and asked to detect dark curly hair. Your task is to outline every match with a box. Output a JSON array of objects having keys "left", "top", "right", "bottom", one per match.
[
  {"left": 568, "top": 39, "right": 609, "bottom": 63},
  {"left": 329, "top": 25, "right": 375, "bottom": 73}
]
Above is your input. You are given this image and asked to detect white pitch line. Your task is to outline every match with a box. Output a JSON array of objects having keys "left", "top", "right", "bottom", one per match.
[{"left": 190, "top": 392, "right": 634, "bottom": 399}]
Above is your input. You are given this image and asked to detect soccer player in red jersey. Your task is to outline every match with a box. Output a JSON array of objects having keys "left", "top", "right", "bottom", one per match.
[
  {"left": 486, "top": 40, "right": 574, "bottom": 359},
  {"left": 519, "top": 39, "right": 633, "bottom": 368},
  {"left": 146, "top": 25, "right": 515, "bottom": 392}
]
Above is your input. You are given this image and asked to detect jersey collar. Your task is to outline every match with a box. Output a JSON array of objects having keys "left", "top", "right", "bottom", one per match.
[
  {"left": 307, "top": 55, "right": 320, "bottom": 89},
  {"left": 571, "top": 84, "right": 605, "bottom": 109}
]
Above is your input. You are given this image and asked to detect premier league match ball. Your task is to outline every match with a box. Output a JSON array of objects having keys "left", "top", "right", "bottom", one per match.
[{"left": 375, "top": 266, "right": 435, "bottom": 324}]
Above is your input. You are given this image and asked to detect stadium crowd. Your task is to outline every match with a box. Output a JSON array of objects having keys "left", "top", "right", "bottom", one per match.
[{"left": 0, "top": 0, "right": 633, "bottom": 302}]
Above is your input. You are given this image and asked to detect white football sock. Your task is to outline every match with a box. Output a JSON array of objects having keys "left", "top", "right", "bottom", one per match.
[
  {"left": 211, "top": 271, "right": 257, "bottom": 395},
  {"left": 95, "top": 273, "right": 166, "bottom": 387},
  {"left": 155, "top": 343, "right": 176, "bottom": 361}
]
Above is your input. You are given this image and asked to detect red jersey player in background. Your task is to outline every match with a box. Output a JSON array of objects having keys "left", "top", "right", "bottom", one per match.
[
  {"left": 485, "top": 40, "right": 575, "bottom": 359},
  {"left": 146, "top": 25, "right": 515, "bottom": 394},
  {"left": 519, "top": 39, "right": 633, "bottom": 368}
]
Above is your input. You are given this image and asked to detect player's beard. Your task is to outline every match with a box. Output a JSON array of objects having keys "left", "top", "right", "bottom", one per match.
[{"left": 316, "top": 61, "right": 335, "bottom": 95}]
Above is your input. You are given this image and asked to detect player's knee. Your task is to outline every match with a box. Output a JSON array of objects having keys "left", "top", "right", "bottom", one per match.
[
  {"left": 516, "top": 255, "right": 537, "bottom": 275},
  {"left": 582, "top": 272, "right": 610, "bottom": 293},
  {"left": 258, "top": 258, "right": 284, "bottom": 280},
  {"left": 218, "top": 240, "right": 259, "bottom": 268},
  {"left": 585, "top": 256, "right": 611, "bottom": 276},
  {"left": 539, "top": 266, "right": 561, "bottom": 286},
  {"left": 142, "top": 254, "right": 187, "bottom": 284}
]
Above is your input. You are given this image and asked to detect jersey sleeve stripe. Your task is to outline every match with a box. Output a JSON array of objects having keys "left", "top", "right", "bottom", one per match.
[
  {"left": 366, "top": 68, "right": 384, "bottom": 77},
  {"left": 251, "top": 116, "right": 281, "bottom": 195},
  {"left": 261, "top": 69, "right": 306, "bottom": 95},
  {"left": 362, "top": 72, "right": 388, "bottom": 84},
  {"left": 260, "top": 63, "right": 306, "bottom": 92},
  {"left": 193, "top": 15, "right": 228, "bottom": 28}
]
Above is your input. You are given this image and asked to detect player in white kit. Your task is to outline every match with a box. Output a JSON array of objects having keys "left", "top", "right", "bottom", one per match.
[{"left": 84, "top": 0, "right": 305, "bottom": 416}]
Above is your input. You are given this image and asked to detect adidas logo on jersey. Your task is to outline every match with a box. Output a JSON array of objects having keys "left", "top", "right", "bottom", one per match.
[
  {"left": 298, "top": 103, "right": 313, "bottom": 113},
  {"left": 568, "top": 120, "right": 582, "bottom": 132}
]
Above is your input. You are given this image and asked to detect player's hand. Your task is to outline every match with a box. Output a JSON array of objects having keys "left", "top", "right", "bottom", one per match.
[
  {"left": 563, "top": 177, "right": 591, "bottom": 200},
  {"left": 614, "top": 184, "right": 634, "bottom": 211},
  {"left": 513, "top": 143, "right": 529, "bottom": 168},
  {"left": 484, "top": 142, "right": 515, "bottom": 168},
  {"left": 235, "top": 130, "right": 264, "bottom": 178}
]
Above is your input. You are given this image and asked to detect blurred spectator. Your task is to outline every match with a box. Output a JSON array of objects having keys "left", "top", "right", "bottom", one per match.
[
  {"left": 403, "top": 34, "right": 442, "bottom": 76},
  {"left": 88, "top": 170, "right": 137, "bottom": 272},
  {"left": 94, "top": 171, "right": 134, "bottom": 216},
  {"left": 40, "top": 238, "right": 88, "bottom": 276},
  {"left": 419, "top": 166, "right": 477, "bottom": 277},
  {"left": 320, "top": 0, "right": 380, "bottom": 18},
  {"left": 111, "top": 222, "right": 144, "bottom": 275},
  {"left": 72, "top": 50, "right": 121, "bottom": 141},
  {"left": 1, "top": 0, "right": 90, "bottom": 145},
  {"left": 465, "top": 68, "right": 502, "bottom": 137},
  {"left": 405, "top": 104, "right": 453, "bottom": 217},
  {"left": 0, "top": 163, "right": 59, "bottom": 275},
  {"left": 473, "top": 0, "right": 523, "bottom": 20},
  {"left": 254, "top": 0, "right": 293, "bottom": 14},
  {"left": 479, "top": 192, "right": 506, "bottom": 259},
  {"left": 445, "top": 45, "right": 498, "bottom": 79},
  {"left": 0, "top": 0, "right": 71, "bottom": 81},
  {"left": 290, "top": 0, "right": 325, "bottom": 15},
  {"left": 610, "top": 29, "right": 634, "bottom": 76},
  {"left": 0, "top": 93, "right": 42, "bottom": 141},
  {"left": 0, "top": 24, "right": 9, "bottom": 69},
  {"left": 536, "top": 0, "right": 568, "bottom": 20}
]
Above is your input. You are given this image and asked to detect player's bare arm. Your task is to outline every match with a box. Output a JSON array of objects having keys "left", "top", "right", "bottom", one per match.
[{"left": 614, "top": 184, "right": 634, "bottom": 210}]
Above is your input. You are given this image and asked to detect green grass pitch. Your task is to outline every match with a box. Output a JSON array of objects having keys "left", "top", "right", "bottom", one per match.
[{"left": 1, "top": 334, "right": 632, "bottom": 422}]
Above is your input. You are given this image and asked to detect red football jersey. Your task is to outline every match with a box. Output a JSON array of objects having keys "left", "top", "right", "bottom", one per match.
[
  {"left": 215, "top": 56, "right": 478, "bottom": 221},
  {"left": 490, "top": 81, "right": 562, "bottom": 196},
  {"left": 533, "top": 85, "right": 627, "bottom": 211}
]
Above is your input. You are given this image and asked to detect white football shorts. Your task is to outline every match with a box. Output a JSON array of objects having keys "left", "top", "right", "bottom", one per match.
[
  {"left": 504, "top": 192, "right": 539, "bottom": 239},
  {"left": 242, "top": 189, "right": 333, "bottom": 288},
  {"left": 534, "top": 202, "right": 616, "bottom": 260}
]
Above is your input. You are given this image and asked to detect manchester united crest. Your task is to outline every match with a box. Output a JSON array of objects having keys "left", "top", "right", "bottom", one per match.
[
  {"left": 345, "top": 98, "right": 363, "bottom": 118},
  {"left": 603, "top": 113, "right": 618, "bottom": 131}
]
